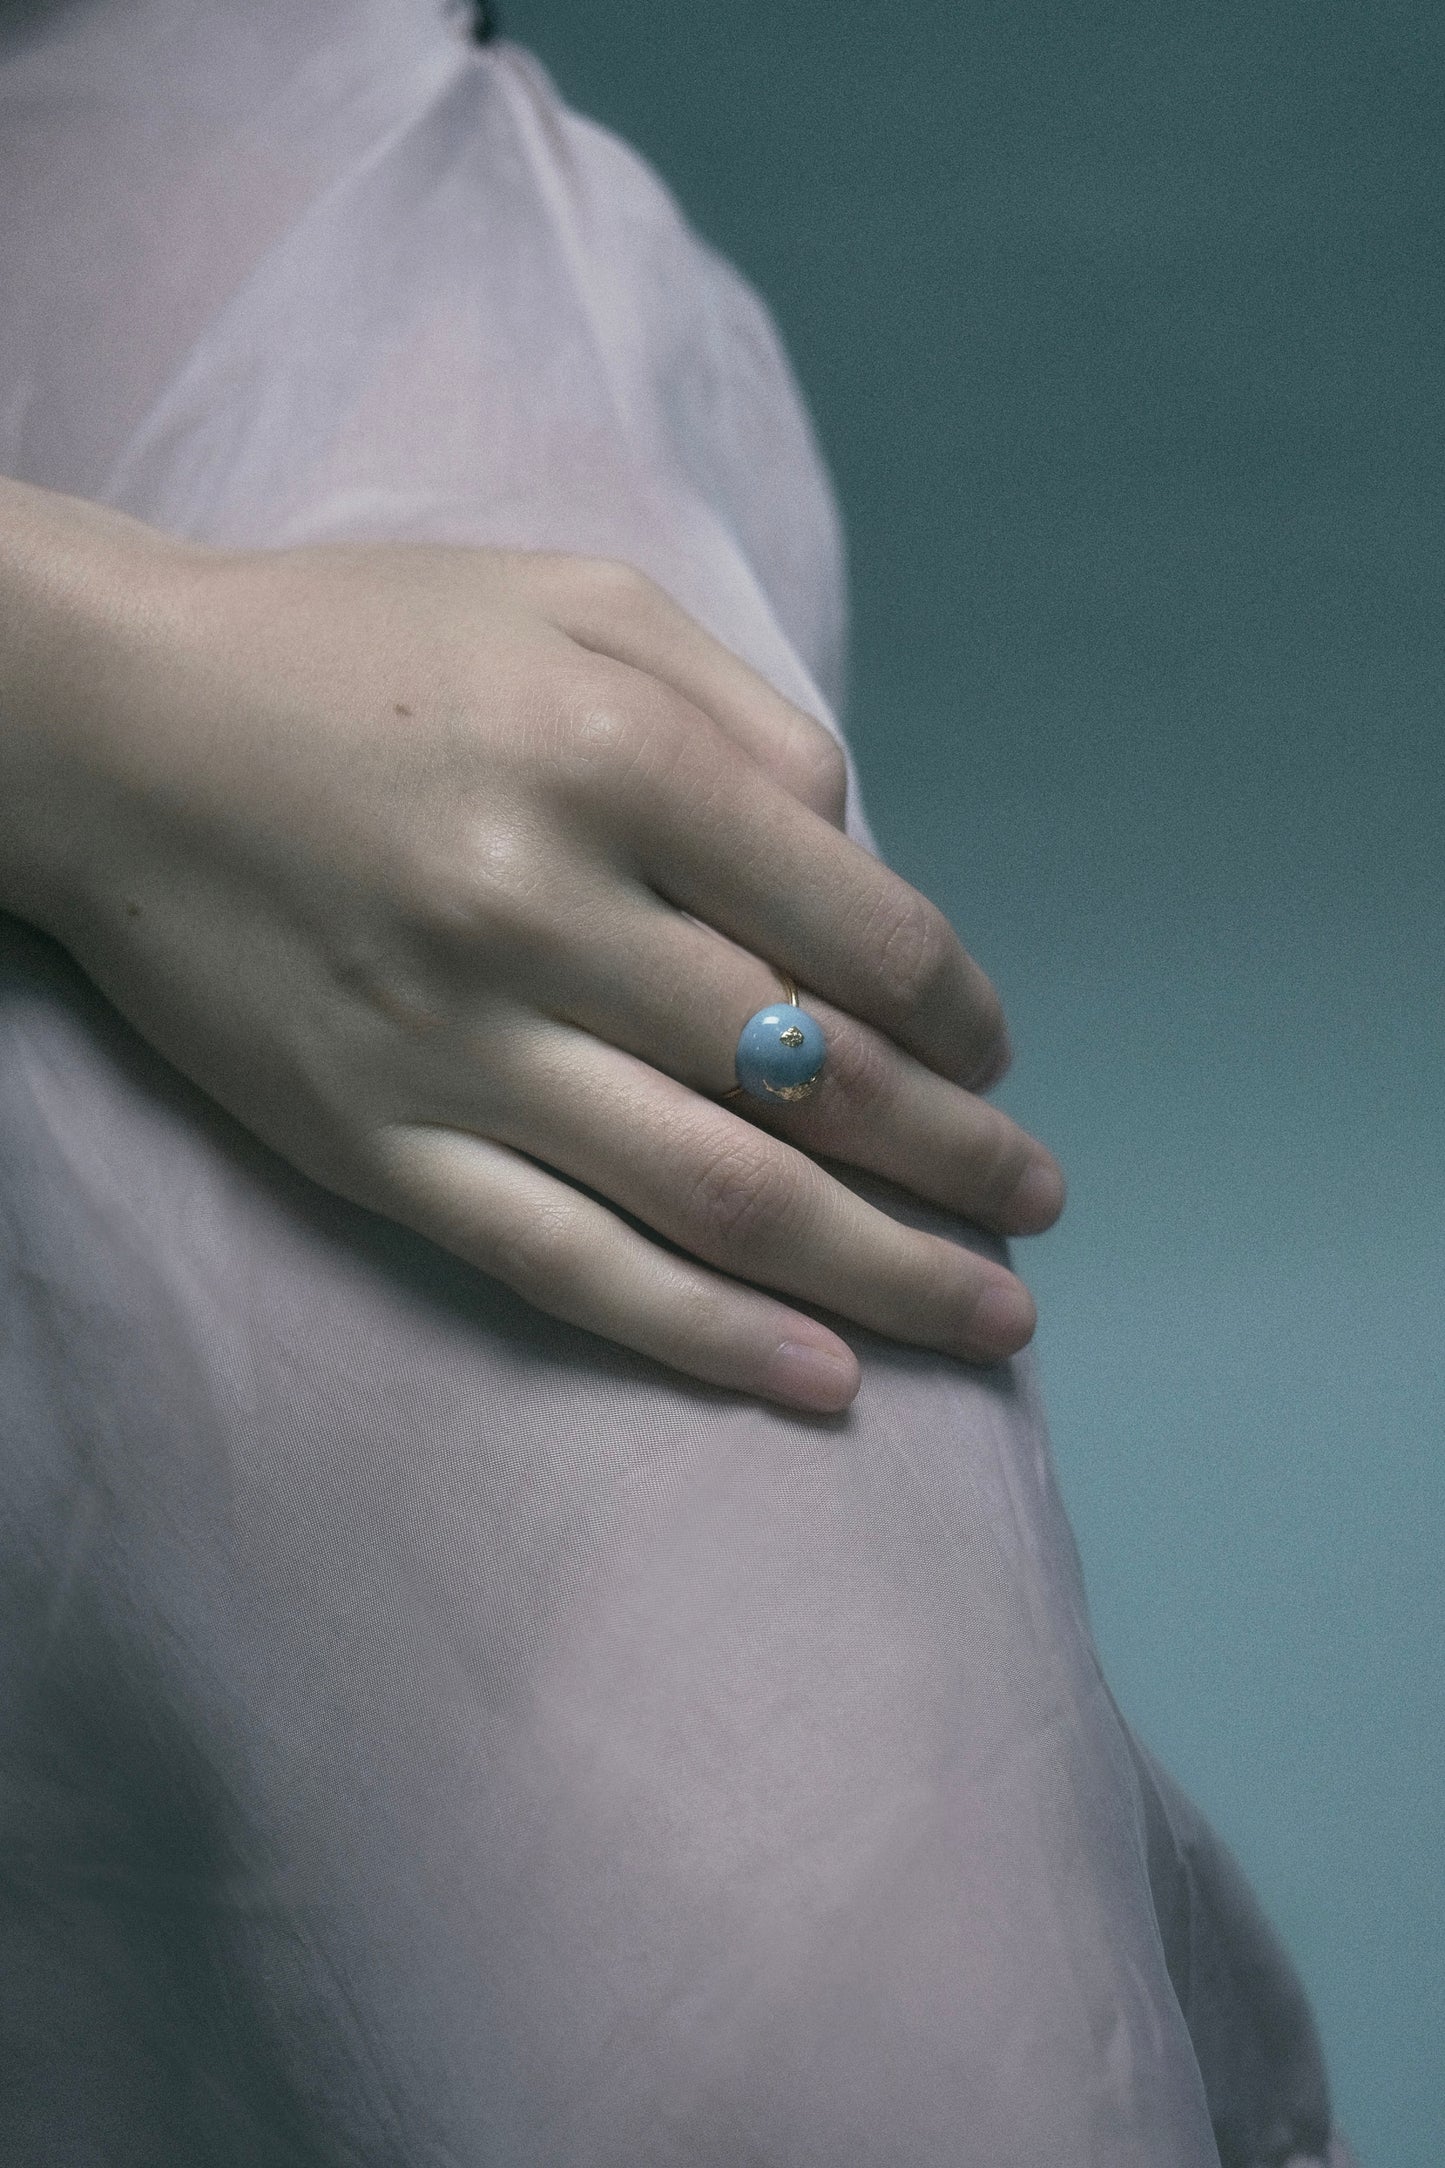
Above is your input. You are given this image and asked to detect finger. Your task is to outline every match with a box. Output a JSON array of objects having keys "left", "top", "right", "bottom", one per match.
[
  {"left": 555, "top": 683, "right": 1009, "bottom": 1091},
  {"left": 487, "top": 1026, "right": 1038, "bottom": 1364},
  {"left": 740, "top": 994, "right": 1067, "bottom": 1235},
  {"left": 533, "top": 552, "right": 851, "bottom": 826},
  {"left": 537, "top": 885, "right": 1060, "bottom": 1236},
  {"left": 362, "top": 1121, "right": 861, "bottom": 1412}
]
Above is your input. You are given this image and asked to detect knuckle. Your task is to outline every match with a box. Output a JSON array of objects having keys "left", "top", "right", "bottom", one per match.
[
  {"left": 967, "top": 988, "right": 1011, "bottom": 1086},
  {"left": 972, "top": 1125, "right": 1038, "bottom": 1218},
  {"left": 863, "top": 889, "right": 954, "bottom": 1017},
  {"left": 575, "top": 553, "right": 655, "bottom": 613},
  {"left": 948, "top": 1247, "right": 1005, "bottom": 1324},
  {"left": 552, "top": 684, "right": 686, "bottom": 796},
  {"left": 413, "top": 820, "right": 548, "bottom": 952},
  {"left": 895, "top": 1228, "right": 978, "bottom": 1329},
  {"left": 662, "top": 1277, "right": 738, "bottom": 1373},
  {"left": 822, "top": 1018, "right": 895, "bottom": 1119},
  {"left": 687, "top": 1134, "right": 800, "bottom": 1250},
  {"left": 492, "top": 1194, "right": 590, "bottom": 1305},
  {"left": 788, "top": 726, "right": 849, "bottom": 822},
  {"left": 558, "top": 695, "right": 643, "bottom": 765}
]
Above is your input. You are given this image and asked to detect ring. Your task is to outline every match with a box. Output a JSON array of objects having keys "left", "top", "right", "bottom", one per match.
[{"left": 720, "top": 971, "right": 828, "bottom": 1105}]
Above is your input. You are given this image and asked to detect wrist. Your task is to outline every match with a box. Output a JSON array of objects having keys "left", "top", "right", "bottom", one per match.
[{"left": 0, "top": 480, "right": 199, "bottom": 938}]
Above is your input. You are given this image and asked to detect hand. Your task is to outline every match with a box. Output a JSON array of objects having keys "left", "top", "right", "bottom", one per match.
[{"left": 44, "top": 536, "right": 1064, "bottom": 1411}]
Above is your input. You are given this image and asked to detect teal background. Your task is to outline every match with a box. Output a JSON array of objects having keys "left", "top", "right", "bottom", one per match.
[{"left": 501, "top": 4, "right": 1443, "bottom": 2161}]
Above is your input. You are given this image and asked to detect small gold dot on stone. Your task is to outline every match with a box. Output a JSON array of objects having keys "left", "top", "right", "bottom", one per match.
[{"left": 780, "top": 1025, "right": 805, "bottom": 1046}]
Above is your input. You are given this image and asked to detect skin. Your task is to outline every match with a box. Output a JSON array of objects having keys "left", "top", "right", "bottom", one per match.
[{"left": 0, "top": 480, "right": 1065, "bottom": 1413}]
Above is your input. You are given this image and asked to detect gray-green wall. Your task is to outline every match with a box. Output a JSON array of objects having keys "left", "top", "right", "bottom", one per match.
[{"left": 500, "top": 6, "right": 1445, "bottom": 2160}]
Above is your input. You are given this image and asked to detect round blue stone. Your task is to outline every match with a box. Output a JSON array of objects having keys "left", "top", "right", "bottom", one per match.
[{"left": 734, "top": 1001, "right": 827, "bottom": 1104}]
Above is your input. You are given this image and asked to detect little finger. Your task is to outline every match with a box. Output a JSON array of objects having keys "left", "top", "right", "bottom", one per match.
[{"left": 362, "top": 1121, "right": 861, "bottom": 1411}]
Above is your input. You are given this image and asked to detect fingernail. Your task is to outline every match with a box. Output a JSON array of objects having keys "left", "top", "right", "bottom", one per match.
[
  {"left": 767, "top": 1337, "right": 860, "bottom": 1411},
  {"left": 1008, "top": 1157, "right": 1065, "bottom": 1231},
  {"left": 970, "top": 1280, "right": 1036, "bottom": 1358}
]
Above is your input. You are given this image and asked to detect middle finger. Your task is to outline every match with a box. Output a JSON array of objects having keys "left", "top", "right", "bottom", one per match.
[{"left": 562, "top": 670, "right": 1010, "bottom": 1091}]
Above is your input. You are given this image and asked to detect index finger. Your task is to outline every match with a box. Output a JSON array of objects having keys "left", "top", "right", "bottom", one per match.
[
  {"left": 522, "top": 551, "right": 852, "bottom": 828},
  {"left": 561, "top": 677, "right": 1010, "bottom": 1091}
]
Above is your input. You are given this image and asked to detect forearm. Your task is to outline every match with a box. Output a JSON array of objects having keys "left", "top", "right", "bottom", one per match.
[{"left": 0, "top": 477, "right": 183, "bottom": 936}]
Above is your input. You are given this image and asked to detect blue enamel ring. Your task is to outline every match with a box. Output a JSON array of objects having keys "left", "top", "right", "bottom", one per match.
[{"left": 722, "top": 973, "right": 827, "bottom": 1105}]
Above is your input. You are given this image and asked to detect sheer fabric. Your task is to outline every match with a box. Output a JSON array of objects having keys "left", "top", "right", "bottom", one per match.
[{"left": 0, "top": 3, "right": 1351, "bottom": 2161}]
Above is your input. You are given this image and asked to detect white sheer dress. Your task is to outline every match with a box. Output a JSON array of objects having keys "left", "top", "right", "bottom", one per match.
[{"left": 0, "top": 3, "right": 1352, "bottom": 2162}]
